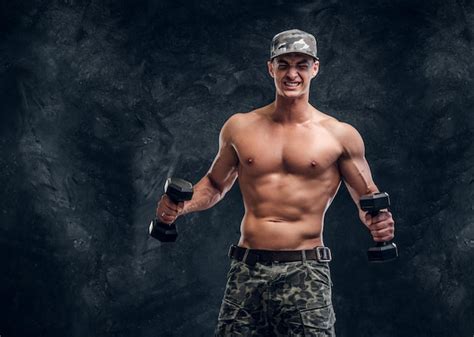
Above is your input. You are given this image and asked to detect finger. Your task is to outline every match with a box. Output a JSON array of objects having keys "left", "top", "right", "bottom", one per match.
[
  {"left": 161, "top": 217, "right": 175, "bottom": 225},
  {"left": 369, "top": 215, "right": 394, "bottom": 229},
  {"left": 157, "top": 196, "right": 170, "bottom": 211},
  {"left": 372, "top": 226, "right": 394, "bottom": 235},
  {"left": 164, "top": 199, "right": 181, "bottom": 211},
  {"left": 162, "top": 194, "right": 176, "bottom": 206},
  {"left": 371, "top": 227, "right": 394, "bottom": 239},
  {"left": 156, "top": 207, "right": 170, "bottom": 219},
  {"left": 368, "top": 221, "right": 393, "bottom": 231},
  {"left": 159, "top": 212, "right": 177, "bottom": 224},
  {"left": 156, "top": 207, "right": 164, "bottom": 219},
  {"left": 372, "top": 227, "right": 394, "bottom": 240},
  {"left": 164, "top": 205, "right": 179, "bottom": 215},
  {"left": 372, "top": 212, "right": 391, "bottom": 223},
  {"left": 365, "top": 213, "right": 372, "bottom": 226}
]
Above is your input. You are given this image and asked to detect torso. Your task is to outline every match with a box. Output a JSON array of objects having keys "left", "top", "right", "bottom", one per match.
[{"left": 232, "top": 104, "right": 344, "bottom": 250}]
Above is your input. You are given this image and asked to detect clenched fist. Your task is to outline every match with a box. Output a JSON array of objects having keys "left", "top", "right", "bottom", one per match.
[
  {"left": 156, "top": 194, "right": 185, "bottom": 224},
  {"left": 365, "top": 210, "right": 395, "bottom": 242}
]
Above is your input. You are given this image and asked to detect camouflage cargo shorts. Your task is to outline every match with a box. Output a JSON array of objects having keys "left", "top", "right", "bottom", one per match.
[{"left": 214, "top": 254, "right": 336, "bottom": 336}]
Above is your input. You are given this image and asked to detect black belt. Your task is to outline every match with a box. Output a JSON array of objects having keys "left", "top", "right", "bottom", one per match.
[{"left": 228, "top": 245, "right": 332, "bottom": 266}]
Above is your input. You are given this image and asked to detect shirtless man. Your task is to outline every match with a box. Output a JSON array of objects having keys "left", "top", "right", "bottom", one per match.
[{"left": 156, "top": 29, "right": 395, "bottom": 336}]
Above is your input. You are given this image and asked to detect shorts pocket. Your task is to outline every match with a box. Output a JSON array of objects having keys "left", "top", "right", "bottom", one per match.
[
  {"left": 299, "top": 304, "right": 336, "bottom": 332},
  {"left": 215, "top": 299, "right": 240, "bottom": 336},
  {"left": 218, "top": 298, "right": 240, "bottom": 321}
]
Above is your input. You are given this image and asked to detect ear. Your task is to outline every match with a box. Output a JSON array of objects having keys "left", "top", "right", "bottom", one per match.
[
  {"left": 311, "top": 60, "right": 320, "bottom": 79},
  {"left": 267, "top": 60, "right": 275, "bottom": 78}
]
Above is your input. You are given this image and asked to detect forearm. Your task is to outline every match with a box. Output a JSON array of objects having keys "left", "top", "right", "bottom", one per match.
[
  {"left": 181, "top": 175, "right": 223, "bottom": 215},
  {"left": 344, "top": 180, "right": 379, "bottom": 225}
]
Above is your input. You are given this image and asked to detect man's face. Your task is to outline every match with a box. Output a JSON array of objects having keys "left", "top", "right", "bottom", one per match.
[{"left": 267, "top": 53, "right": 319, "bottom": 98}]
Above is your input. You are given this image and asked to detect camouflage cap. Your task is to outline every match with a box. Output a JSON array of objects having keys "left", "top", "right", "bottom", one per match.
[{"left": 270, "top": 29, "right": 319, "bottom": 60}]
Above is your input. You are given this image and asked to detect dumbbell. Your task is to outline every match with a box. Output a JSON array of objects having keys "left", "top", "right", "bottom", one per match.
[
  {"left": 359, "top": 192, "right": 398, "bottom": 262},
  {"left": 149, "top": 177, "right": 194, "bottom": 242}
]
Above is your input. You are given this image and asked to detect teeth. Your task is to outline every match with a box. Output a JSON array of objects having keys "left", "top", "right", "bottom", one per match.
[{"left": 285, "top": 82, "right": 299, "bottom": 87}]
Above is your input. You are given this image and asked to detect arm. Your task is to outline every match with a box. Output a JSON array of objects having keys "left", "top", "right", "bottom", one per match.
[
  {"left": 181, "top": 114, "right": 240, "bottom": 215},
  {"left": 157, "top": 114, "right": 240, "bottom": 223},
  {"left": 336, "top": 123, "right": 378, "bottom": 224},
  {"left": 336, "top": 123, "right": 394, "bottom": 241}
]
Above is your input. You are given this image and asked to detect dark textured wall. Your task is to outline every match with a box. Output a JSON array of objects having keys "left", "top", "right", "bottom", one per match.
[{"left": 1, "top": 0, "right": 473, "bottom": 336}]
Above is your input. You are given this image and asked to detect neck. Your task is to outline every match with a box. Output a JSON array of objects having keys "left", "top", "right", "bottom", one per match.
[{"left": 271, "top": 92, "right": 313, "bottom": 124}]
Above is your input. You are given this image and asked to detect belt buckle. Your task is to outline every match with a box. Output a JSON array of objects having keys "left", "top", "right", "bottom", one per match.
[{"left": 316, "top": 247, "right": 332, "bottom": 262}]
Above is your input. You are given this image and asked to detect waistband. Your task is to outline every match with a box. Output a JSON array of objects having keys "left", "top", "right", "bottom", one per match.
[{"left": 228, "top": 244, "right": 332, "bottom": 266}]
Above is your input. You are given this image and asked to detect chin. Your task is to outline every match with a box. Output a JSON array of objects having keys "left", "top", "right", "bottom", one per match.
[{"left": 280, "top": 89, "right": 304, "bottom": 98}]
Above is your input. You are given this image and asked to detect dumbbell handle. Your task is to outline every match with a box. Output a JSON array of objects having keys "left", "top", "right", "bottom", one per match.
[
  {"left": 154, "top": 184, "right": 186, "bottom": 226},
  {"left": 362, "top": 195, "right": 398, "bottom": 262},
  {"left": 149, "top": 177, "right": 193, "bottom": 242},
  {"left": 367, "top": 209, "right": 392, "bottom": 246}
]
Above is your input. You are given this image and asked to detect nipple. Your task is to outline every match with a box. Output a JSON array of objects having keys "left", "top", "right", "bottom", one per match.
[
  {"left": 247, "top": 158, "right": 254, "bottom": 165},
  {"left": 311, "top": 160, "right": 317, "bottom": 167}
]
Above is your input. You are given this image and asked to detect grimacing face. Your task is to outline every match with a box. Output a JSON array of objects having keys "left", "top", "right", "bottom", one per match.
[{"left": 267, "top": 53, "right": 319, "bottom": 98}]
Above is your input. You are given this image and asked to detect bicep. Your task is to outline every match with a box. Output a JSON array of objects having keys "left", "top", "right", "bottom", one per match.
[
  {"left": 339, "top": 154, "right": 377, "bottom": 198},
  {"left": 337, "top": 123, "right": 378, "bottom": 203},
  {"left": 207, "top": 115, "right": 240, "bottom": 195}
]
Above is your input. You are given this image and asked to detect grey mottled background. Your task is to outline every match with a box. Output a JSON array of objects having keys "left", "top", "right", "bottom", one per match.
[{"left": 1, "top": 0, "right": 473, "bottom": 336}]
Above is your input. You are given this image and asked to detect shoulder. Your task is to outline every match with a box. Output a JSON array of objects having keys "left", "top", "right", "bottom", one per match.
[
  {"left": 321, "top": 118, "right": 362, "bottom": 140},
  {"left": 222, "top": 112, "right": 250, "bottom": 128},
  {"left": 219, "top": 112, "right": 253, "bottom": 143},
  {"left": 319, "top": 117, "right": 365, "bottom": 156},
  {"left": 221, "top": 112, "right": 249, "bottom": 132},
  {"left": 221, "top": 107, "right": 267, "bottom": 135}
]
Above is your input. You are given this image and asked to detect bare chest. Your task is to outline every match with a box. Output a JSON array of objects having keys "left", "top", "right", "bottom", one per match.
[{"left": 233, "top": 124, "right": 343, "bottom": 177}]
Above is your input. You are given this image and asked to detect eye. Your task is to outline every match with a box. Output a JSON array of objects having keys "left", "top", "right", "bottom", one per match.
[
  {"left": 298, "top": 64, "right": 309, "bottom": 70},
  {"left": 278, "top": 64, "right": 288, "bottom": 70}
]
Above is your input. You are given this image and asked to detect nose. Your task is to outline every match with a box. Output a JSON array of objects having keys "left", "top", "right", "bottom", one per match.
[{"left": 286, "top": 66, "right": 298, "bottom": 79}]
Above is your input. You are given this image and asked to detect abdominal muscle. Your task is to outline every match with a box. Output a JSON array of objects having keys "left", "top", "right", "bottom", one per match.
[{"left": 237, "top": 168, "right": 341, "bottom": 250}]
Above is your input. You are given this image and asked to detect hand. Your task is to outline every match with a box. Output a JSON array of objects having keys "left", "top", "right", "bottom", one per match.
[
  {"left": 156, "top": 194, "right": 184, "bottom": 225},
  {"left": 365, "top": 210, "right": 395, "bottom": 242}
]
